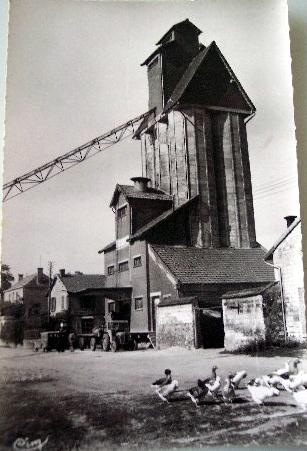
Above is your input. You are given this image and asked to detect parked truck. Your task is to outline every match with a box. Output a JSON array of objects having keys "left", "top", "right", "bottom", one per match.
[{"left": 78, "top": 313, "right": 138, "bottom": 352}]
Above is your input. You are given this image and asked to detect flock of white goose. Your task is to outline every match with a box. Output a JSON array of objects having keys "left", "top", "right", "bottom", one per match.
[{"left": 152, "top": 358, "right": 307, "bottom": 410}]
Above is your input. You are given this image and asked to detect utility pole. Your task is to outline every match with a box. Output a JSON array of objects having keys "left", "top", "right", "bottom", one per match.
[{"left": 48, "top": 261, "right": 54, "bottom": 328}]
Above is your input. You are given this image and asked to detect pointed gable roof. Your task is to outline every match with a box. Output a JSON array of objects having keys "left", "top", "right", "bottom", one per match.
[{"left": 163, "top": 41, "right": 255, "bottom": 115}]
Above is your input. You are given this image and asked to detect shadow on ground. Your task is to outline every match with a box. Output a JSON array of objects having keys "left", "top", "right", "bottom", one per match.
[{"left": 1, "top": 380, "right": 307, "bottom": 450}]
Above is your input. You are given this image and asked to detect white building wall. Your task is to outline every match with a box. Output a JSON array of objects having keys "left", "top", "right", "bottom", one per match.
[
  {"left": 157, "top": 303, "right": 195, "bottom": 349},
  {"left": 50, "top": 278, "right": 69, "bottom": 316},
  {"left": 274, "top": 222, "right": 306, "bottom": 340},
  {"left": 4, "top": 287, "right": 24, "bottom": 303}
]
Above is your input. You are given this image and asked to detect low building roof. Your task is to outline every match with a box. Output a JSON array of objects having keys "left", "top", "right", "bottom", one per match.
[
  {"left": 59, "top": 274, "right": 106, "bottom": 294},
  {"left": 110, "top": 184, "right": 172, "bottom": 208},
  {"left": 159, "top": 296, "right": 198, "bottom": 307},
  {"left": 222, "top": 282, "right": 277, "bottom": 300},
  {"left": 264, "top": 218, "right": 301, "bottom": 261},
  {"left": 151, "top": 245, "right": 275, "bottom": 285}
]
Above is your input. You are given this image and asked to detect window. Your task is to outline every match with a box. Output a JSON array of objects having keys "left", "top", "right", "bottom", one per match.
[
  {"left": 108, "top": 302, "right": 116, "bottom": 313},
  {"left": 50, "top": 297, "right": 56, "bottom": 312},
  {"left": 133, "top": 256, "right": 142, "bottom": 268},
  {"left": 61, "top": 296, "right": 65, "bottom": 310},
  {"left": 117, "top": 205, "right": 127, "bottom": 219},
  {"left": 135, "top": 297, "right": 143, "bottom": 310},
  {"left": 107, "top": 265, "right": 115, "bottom": 276},
  {"left": 118, "top": 261, "right": 129, "bottom": 272}
]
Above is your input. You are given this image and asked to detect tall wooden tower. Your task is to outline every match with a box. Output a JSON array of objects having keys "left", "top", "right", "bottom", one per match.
[{"left": 136, "top": 19, "right": 257, "bottom": 249}]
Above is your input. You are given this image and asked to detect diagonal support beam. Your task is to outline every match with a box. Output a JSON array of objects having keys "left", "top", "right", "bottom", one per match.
[{"left": 3, "top": 109, "right": 154, "bottom": 201}]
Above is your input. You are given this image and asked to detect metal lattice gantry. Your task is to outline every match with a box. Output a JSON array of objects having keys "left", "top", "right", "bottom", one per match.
[{"left": 3, "top": 109, "right": 153, "bottom": 202}]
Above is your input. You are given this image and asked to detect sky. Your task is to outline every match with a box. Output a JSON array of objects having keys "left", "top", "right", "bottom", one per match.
[{"left": 1, "top": 0, "right": 300, "bottom": 280}]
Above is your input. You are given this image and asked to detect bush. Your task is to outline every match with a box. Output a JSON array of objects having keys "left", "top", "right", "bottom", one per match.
[
  {"left": 0, "top": 319, "right": 24, "bottom": 345},
  {"left": 0, "top": 302, "right": 24, "bottom": 318},
  {"left": 225, "top": 337, "right": 306, "bottom": 355}
]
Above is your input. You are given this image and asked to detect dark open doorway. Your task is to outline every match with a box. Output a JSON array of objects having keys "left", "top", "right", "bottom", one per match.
[{"left": 199, "top": 308, "right": 224, "bottom": 348}]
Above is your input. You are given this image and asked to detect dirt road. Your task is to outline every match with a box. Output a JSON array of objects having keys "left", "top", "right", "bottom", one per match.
[{"left": 1, "top": 346, "right": 307, "bottom": 450}]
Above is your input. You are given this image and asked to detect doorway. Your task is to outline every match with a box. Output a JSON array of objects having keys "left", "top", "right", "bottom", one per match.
[{"left": 199, "top": 308, "right": 224, "bottom": 348}]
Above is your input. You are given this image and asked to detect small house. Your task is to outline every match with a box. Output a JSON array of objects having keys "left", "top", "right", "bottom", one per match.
[
  {"left": 49, "top": 270, "right": 131, "bottom": 333},
  {"left": 3, "top": 268, "right": 49, "bottom": 330}
]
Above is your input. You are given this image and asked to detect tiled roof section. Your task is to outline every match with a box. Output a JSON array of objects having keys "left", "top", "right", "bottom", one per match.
[
  {"left": 98, "top": 241, "right": 116, "bottom": 254},
  {"left": 129, "top": 195, "right": 198, "bottom": 242},
  {"left": 60, "top": 274, "right": 106, "bottom": 293},
  {"left": 151, "top": 245, "right": 275, "bottom": 285},
  {"left": 163, "top": 41, "right": 255, "bottom": 115},
  {"left": 110, "top": 184, "right": 172, "bottom": 207},
  {"left": 5, "top": 273, "right": 49, "bottom": 292},
  {"left": 222, "top": 282, "right": 277, "bottom": 299},
  {"left": 265, "top": 218, "right": 301, "bottom": 261}
]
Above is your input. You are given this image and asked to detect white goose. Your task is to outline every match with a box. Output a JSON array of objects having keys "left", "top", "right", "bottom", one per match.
[
  {"left": 293, "top": 389, "right": 307, "bottom": 411},
  {"left": 273, "top": 361, "right": 290, "bottom": 379},
  {"left": 231, "top": 370, "right": 247, "bottom": 388},
  {"left": 289, "top": 372, "right": 307, "bottom": 392},
  {"left": 206, "top": 376, "right": 221, "bottom": 399},
  {"left": 247, "top": 379, "right": 278, "bottom": 405},
  {"left": 265, "top": 374, "right": 292, "bottom": 392},
  {"left": 256, "top": 375, "right": 280, "bottom": 396}
]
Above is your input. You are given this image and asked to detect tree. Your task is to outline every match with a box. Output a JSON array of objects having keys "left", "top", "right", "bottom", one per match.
[{"left": 1, "top": 264, "right": 15, "bottom": 300}]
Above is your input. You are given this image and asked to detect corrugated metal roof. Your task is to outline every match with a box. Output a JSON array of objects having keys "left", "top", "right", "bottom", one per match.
[{"left": 151, "top": 245, "right": 275, "bottom": 285}]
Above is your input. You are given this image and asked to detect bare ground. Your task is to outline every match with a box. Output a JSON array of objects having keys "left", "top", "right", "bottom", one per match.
[{"left": 1, "top": 346, "right": 307, "bottom": 450}]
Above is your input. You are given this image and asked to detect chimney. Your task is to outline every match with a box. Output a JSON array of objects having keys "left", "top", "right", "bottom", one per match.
[
  {"left": 59, "top": 269, "right": 65, "bottom": 277},
  {"left": 18, "top": 274, "right": 23, "bottom": 282},
  {"left": 284, "top": 215, "right": 297, "bottom": 228},
  {"left": 37, "top": 267, "right": 44, "bottom": 284},
  {"left": 130, "top": 177, "right": 150, "bottom": 192}
]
